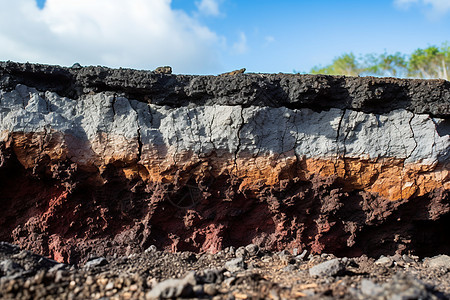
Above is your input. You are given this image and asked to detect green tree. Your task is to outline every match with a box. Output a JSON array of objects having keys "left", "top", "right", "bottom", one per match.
[
  {"left": 408, "top": 44, "right": 449, "bottom": 80},
  {"left": 310, "top": 53, "right": 362, "bottom": 76},
  {"left": 364, "top": 52, "right": 407, "bottom": 77},
  {"left": 307, "top": 42, "right": 449, "bottom": 80}
]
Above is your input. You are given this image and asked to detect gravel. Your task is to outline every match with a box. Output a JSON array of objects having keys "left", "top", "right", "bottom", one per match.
[{"left": 0, "top": 241, "right": 449, "bottom": 299}]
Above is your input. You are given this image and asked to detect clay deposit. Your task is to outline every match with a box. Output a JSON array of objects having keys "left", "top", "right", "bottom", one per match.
[{"left": 0, "top": 62, "right": 448, "bottom": 268}]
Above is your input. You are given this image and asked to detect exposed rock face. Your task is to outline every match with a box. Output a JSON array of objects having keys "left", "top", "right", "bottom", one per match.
[{"left": 0, "top": 62, "right": 449, "bottom": 263}]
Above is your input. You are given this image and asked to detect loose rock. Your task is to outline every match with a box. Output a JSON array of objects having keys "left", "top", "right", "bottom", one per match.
[
  {"left": 83, "top": 258, "right": 108, "bottom": 270},
  {"left": 146, "top": 277, "right": 193, "bottom": 299},
  {"left": 225, "top": 257, "right": 246, "bottom": 273},
  {"left": 309, "top": 258, "right": 346, "bottom": 277},
  {"left": 425, "top": 255, "right": 450, "bottom": 270}
]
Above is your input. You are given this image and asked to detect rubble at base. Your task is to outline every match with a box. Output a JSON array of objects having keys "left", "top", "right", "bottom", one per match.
[{"left": 0, "top": 242, "right": 449, "bottom": 299}]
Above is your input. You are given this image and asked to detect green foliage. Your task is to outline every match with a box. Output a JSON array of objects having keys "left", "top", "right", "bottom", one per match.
[
  {"left": 310, "top": 53, "right": 362, "bottom": 76},
  {"left": 408, "top": 43, "right": 449, "bottom": 79},
  {"left": 364, "top": 52, "right": 407, "bottom": 77},
  {"left": 307, "top": 42, "right": 449, "bottom": 80}
]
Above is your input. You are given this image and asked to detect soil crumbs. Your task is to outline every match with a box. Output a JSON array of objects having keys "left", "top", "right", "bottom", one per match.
[{"left": 0, "top": 242, "right": 449, "bottom": 299}]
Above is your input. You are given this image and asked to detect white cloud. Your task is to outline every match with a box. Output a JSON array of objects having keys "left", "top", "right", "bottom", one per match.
[
  {"left": 394, "top": 0, "right": 450, "bottom": 19},
  {"left": 196, "top": 0, "right": 221, "bottom": 16},
  {"left": 0, "top": 0, "right": 223, "bottom": 74},
  {"left": 232, "top": 32, "right": 248, "bottom": 54}
]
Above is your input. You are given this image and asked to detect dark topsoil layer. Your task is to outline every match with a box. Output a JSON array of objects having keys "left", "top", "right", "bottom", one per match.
[
  {"left": 1, "top": 241, "right": 449, "bottom": 299},
  {"left": 0, "top": 61, "right": 449, "bottom": 118}
]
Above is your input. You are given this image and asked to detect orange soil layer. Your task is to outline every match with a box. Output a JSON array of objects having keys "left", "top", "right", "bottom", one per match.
[{"left": 9, "top": 131, "right": 449, "bottom": 202}]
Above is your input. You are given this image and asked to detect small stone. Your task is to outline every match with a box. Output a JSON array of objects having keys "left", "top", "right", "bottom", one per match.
[
  {"left": 198, "top": 268, "right": 224, "bottom": 284},
  {"left": 97, "top": 277, "right": 109, "bottom": 286},
  {"left": 49, "top": 263, "right": 68, "bottom": 273},
  {"left": 402, "top": 254, "right": 414, "bottom": 263},
  {"left": 301, "top": 288, "right": 316, "bottom": 296},
  {"left": 203, "top": 283, "right": 217, "bottom": 296},
  {"left": 282, "top": 264, "right": 297, "bottom": 272},
  {"left": 223, "top": 277, "right": 236, "bottom": 287},
  {"left": 320, "top": 253, "right": 335, "bottom": 259},
  {"left": 129, "top": 284, "right": 138, "bottom": 291},
  {"left": 105, "top": 281, "right": 115, "bottom": 291},
  {"left": 84, "top": 257, "right": 108, "bottom": 270},
  {"left": 145, "top": 278, "right": 193, "bottom": 299},
  {"left": 235, "top": 247, "right": 248, "bottom": 258},
  {"left": 375, "top": 256, "right": 393, "bottom": 267},
  {"left": 69, "top": 280, "right": 76, "bottom": 289},
  {"left": 192, "top": 284, "right": 203, "bottom": 296},
  {"left": 281, "top": 256, "right": 296, "bottom": 265},
  {"left": 295, "top": 250, "right": 308, "bottom": 261},
  {"left": 13, "top": 250, "right": 31, "bottom": 260},
  {"left": 360, "top": 279, "right": 384, "bottom": 296},
  {"left": 262, "top": 255, "right": 272, "bottom": 263},
  {"left": 0, "top": 259, "right": 24, "bottom": 276},
  {"left": 245, "top": 244, "right": 259, "bottom": 257},
  {"left": 225, "top": 257, "right": 246, "bottom": 272},
  {"left": 424, "top": 254, "right": 450, "bottom": 269},
  {"left": 154, "top": 66, "right": 172, "bottom": 74},
  {"left": 224, "top": 246, "right": 235, "bottom": 256},
  {"left": 278, "top": 250, "right": 291, "bottom": 256},
  {"left": 183, "top": 271, "right": 198, "bottom": 285},
  {"left": 105, "top": 289, "right": 117, "bottom": 297},
  {"left": 71, "top": 63, "right": 82, "bottom": 69},
  {"left": 145, "top": 245, "right": 157, "bottom": 253},
  {"left": 269, "top": 289, "right": 280, "bottom": 300},
  {"left": 54, "top": 270, "right": 65, "bottom": 283},
  {"left": 309, "top": 258, "right": 346, "bottom": 277},
  {"left": 85, "top": 276, "right": 94, "bottom": 285}
]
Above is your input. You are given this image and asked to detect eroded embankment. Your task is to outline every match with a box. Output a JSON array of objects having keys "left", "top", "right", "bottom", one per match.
[{"left": 0, "top": 62, "right": 449, "bottom": 264}]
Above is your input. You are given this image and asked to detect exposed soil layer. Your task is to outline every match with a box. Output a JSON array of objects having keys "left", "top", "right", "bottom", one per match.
[
  {"left": 1, "top": 61, "right": 449, "bottom": 117},
  {"left": 0, "top": 62, "right": 449, "bottom": 266},
  {"left": 0, "top": 139, "right": 448, "bottom": 264}
]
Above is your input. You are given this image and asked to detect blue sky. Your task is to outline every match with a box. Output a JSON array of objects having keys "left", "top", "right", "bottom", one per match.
[{"left": 2, "top": 0, "right": 450, "bottom": 74}]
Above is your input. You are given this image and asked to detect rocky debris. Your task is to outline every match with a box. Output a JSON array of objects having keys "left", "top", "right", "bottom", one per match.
[
  {"left": 0, "top": 259, "right": 24, "bottom": 277},
  {"left": 225, "top": 257, "right": 246, "bottom": 273},
  {"left": 146, "top": 276, "right": 194, "bottom": 299},
  {"left": 424, "top": 255, "right": 450, "bottom": 270},
  {"left": 308, "top": 258, "right": 347, "bottom": 277},
  {"left": 1, "top": 61, "right": 449, "bottom": 117},
  {"left": 296, "top": 249, "right": 308, "bottom": 261},
  {"left": 83, "top": 258, "right": 108, "bottom": 270},
  {"left": 153, "top": 66, "right": 172, "bottom": 74},
  {"left": 0, "top": 242, "right": 449, "bottom": 299},
  {"left": 354, "top": 274, "right": 446, "bottom": 300},
  {"left": 375, "top": 256, "right": 394, "bottom": 267},
  {"left": 145, "top": 245, "right": 158, "bottom": 253},
  {"left": 219, "top": 68, "right": 246, "bottom": 76},
  {"left": 71, "top": 63, "right": 82, "bottom": 69},
  {"left": 245, "top": 244, "right": 259, "bottom": 257}
]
